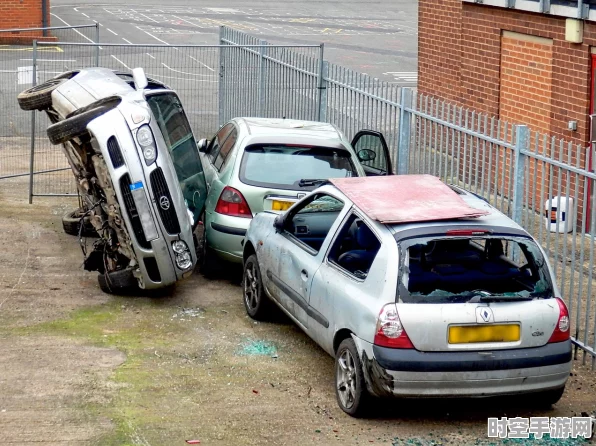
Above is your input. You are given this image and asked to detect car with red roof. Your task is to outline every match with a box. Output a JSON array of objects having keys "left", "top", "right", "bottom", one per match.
[{"left": 241, "top": 174, "right": 572, "bottom": 416}]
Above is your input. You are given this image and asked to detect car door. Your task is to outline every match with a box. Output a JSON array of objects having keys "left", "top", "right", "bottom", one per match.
[
  {"left": 145, "top": 91, "right": 209, "bottom": 229},
  {"left": 261, "top": 192, "right": 348, "bottom": 330},
  {"left": 308, "top": 212, "right": 386, "bottom": 353},
  {"left": 351, "top": 130, "right": 393, "bottom": 176}
]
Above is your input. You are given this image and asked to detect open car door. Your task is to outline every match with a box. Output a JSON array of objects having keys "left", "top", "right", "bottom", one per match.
[{"left": 351, "top": 130, "right": 393, "bottom": 176}]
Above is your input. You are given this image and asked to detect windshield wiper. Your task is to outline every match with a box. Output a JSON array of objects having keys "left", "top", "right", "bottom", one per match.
[{"left": 298, "top": 178, "right": 327, "bottom": 187}]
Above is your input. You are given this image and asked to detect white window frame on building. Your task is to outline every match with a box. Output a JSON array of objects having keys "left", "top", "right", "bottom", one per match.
[{"left": 462, "top": 0, "right": 596, "bottom": 21}]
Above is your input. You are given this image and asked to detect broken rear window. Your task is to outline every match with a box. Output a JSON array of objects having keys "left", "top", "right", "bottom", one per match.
[{"left": 397, "top": 236, "right": 554, "bottom": 304}]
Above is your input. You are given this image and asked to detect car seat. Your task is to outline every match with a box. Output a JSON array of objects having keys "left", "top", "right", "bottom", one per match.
[{"left": 337, "top": 224, "right": 380, "bottom": 274}]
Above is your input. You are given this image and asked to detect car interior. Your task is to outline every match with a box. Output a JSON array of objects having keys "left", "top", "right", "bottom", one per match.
[{"left": 405, "top": 237, "right": 544, "bottom": 296}]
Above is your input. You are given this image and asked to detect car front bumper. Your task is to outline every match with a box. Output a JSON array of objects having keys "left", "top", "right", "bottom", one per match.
[{"left": 357, "top": 338, "right": 572, "bottom": 398}]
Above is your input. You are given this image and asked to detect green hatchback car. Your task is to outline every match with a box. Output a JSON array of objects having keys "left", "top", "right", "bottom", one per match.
[{"left": 197, "top": 117, "right": 392, "bottom": 264}]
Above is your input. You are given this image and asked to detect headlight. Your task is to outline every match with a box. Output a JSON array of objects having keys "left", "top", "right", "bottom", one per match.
[
  {"left": 136, "top": 125, "right": 157, "bottom": 166},
  {"left": 172, "top": 240, "right": 188, "bottom": 254},
  {"left": 137, "top": 125, "right": 154, "bottom": 146},
  {"left": 175, "top": 251, "right": 192, "bottom": 270}
]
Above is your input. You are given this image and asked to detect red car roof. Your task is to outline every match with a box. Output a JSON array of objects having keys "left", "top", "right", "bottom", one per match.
[{"left": 329, "top": 175, "right": 489, "bottom": 224}]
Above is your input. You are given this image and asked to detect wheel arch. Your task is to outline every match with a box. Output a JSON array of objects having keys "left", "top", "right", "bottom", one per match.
[
  {"left": 333, "top": 328, "right": 354, "bottom": 355},
  {"left": 243, "top": 240, "right": 256, "bottom": 265}
]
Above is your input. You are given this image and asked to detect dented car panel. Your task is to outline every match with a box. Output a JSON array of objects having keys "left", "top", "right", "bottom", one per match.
[{"left": 243, "top": 177, "right": 572, "bottom": 412}]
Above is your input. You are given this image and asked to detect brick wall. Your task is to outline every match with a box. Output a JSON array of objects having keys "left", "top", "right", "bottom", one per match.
[
  {"left": 0, "top": 0, "right": 54, "bottom": 44},
  {"left": 418, "top": 1, "right": 595, "bottom": 147}
]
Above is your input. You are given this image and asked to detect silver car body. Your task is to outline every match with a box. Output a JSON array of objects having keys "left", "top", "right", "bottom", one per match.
[
  {"left": 200, "top": 118, "right": 368, "bottom": 263},
  {"left": 50, "top": 68, "right": 202, "bottom": 289},
  {"left": 244, "top": 181, "right": 571, "bottom": 398}
]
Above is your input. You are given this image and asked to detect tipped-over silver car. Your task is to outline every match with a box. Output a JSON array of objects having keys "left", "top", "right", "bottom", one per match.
[
  {"left": 242, "top": 175, "right": 572, "bottom": 416},
  {"left": 17, "top": 67, "right": 208, "bottom": 293}
]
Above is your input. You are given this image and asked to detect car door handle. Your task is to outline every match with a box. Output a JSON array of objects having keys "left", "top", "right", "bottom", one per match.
[{"left": 301, "top": 269, "right": 308, "bottom": 280}]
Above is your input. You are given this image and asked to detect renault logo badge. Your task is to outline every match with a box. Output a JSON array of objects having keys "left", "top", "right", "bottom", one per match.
[
  {"left": 475, "top": 306, "right": 494, "bottom": 323},
  {"left": 159, "top": 196, "right": 170, "bottom": 210}
]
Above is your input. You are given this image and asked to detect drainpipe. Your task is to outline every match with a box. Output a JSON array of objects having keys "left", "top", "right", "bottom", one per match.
[{"left": 41, "top": 0, "right": 48, "bottom": 37}]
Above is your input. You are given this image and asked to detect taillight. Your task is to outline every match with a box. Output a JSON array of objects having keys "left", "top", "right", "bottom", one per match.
[
  {"left": 548, "top": 297, "right": 570, "bottom": 343},
  {"left": 214, "top": 186, "right": 252, "bottom": 218},
  {"left": 373, "top": 304, "right": 414, "bottom": 349}
]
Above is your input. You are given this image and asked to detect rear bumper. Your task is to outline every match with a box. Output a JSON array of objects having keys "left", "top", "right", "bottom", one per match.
[
  {"left": 359, "top": 339, "right": 572, "bottom": 398},
  {"left": 206, "top": 212, "right": 250, "bottom": 263}
]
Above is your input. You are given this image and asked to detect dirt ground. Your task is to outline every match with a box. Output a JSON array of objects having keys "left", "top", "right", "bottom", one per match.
[{"left": 1, "top": 183, "right": 595, "bottom": 446}]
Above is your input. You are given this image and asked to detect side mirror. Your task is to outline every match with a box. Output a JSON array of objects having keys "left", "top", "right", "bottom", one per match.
[
  {"left": 132, "top": 67, "right": 148, "bottom": 90},
  {"left": 197, "top": 138, "right": 208, "bottom": 153},
  {"left": 273, "top": 214, "right": 285, "bottom": 232},
  {"left": 357, "top": 148, "right": 376, "bottom": 162}
]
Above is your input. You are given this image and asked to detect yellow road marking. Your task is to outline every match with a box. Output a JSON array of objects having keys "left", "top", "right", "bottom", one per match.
[
  {"left": 0, "top": 46, "right": 63, "bottom": 52},
  {"left": 290, "top": 18, "right": 315, "bottom": 23}
]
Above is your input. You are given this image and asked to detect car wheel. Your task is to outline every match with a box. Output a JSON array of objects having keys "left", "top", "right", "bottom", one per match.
[
  {"left": 335, "top": 338, "right": 370, "bottom": 417},
  {"left": 531, "top": 387, "right": 565, "bottom": 408},
  {"left": 62, "top": 209, "right": 96, "bottom": 237},
  {"left": 17, "top": 78, "right": 68, "bottom": 111},
  {"left": 98, "top": 268, "right": 138, "bottom": 294},
  {"left": 243, "top": 254, "right": 269, "bottom": 320},
  {"left": 46, "top": 100, "right": 120, "bottom": 145}
]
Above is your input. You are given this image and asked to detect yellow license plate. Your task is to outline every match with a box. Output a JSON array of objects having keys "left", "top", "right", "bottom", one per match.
[
  {"left": 271, "top": 200, "right": 294, "bottom": 211},
  {"left": 448, "top": 324, "right": 520, "bottom": 344}
]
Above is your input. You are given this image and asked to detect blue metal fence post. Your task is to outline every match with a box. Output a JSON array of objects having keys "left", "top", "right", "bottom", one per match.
[
  {"left": 511, "top": 125, "right": 529, "bottom": 225},
  {"left": 28, "top": 41, "right": 38, "bottom": 204},
  {"left": 397, "top": 87, "right": 413, "bottom": 175},
  {"left": 218, "top": 26, "right": 225, "bottom": 126},
  {"left": 316, "top": 44, "right": 326, "bottom": 122},
  {"left": 258, "top": 39, "right": 267, "bottom": 117}
]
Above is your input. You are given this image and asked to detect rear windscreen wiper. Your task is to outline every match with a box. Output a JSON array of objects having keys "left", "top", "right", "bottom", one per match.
[{"left": 298, "top": 178, "right": 327, "bottom": 187}]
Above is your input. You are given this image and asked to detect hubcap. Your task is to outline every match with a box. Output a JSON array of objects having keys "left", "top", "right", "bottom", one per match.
[
  {"left": 336, "top": 349, "right": 357, "bottom": 409},
  {"left": 244, "top": 262, "right": 259, "bottom": 311}
]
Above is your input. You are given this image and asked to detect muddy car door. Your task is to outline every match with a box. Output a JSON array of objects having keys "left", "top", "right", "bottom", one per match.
[
  {"left": 145, "top": 92, "right": 208, "bottom": 229},
  {"left": 351, "top": 130, "right": 392, "bottom": 176}
]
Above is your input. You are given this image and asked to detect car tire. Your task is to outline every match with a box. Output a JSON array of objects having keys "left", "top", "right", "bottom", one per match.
[
  {"left": 243, "top": 254, "right": 270, "bottom": 320},
  {"left": 17, "top": 78, "right": 68, "bottom": 111},
  {"left": 62, "top": 209, "right": 96, "bottom": 237},
  {"left": 46, "top": 100, "right": 120, "bottom": 145},
  {"left": 98, "top": 268, "right": 138, "bottom": 294},
  {"left": 531, "top": 387, "right": 565, "bottom": 408},
  {"left": 335, "top": 338, "right": 371, "bottom": 417}
]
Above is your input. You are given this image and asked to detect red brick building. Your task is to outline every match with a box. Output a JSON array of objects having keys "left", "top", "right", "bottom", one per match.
[
  {"left": 0, "top": 0, "right": 53, "bottom": 44},
  {"left": 418, "top": 0, "right": 596, "bottom": 147}
]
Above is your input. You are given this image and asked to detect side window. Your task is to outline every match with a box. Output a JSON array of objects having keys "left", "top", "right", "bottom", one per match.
[
  {"left": 328, "top": 214, "right": 380, "bottom": 279},
  {"left": 283, "top": 193, "right": 345, "bottom": 253},
  {"left": 214, "top": 128, "right": 237, "bottom": 171},
  {"left": 207, "top": 123, "right": 233, "bottom": 164}
]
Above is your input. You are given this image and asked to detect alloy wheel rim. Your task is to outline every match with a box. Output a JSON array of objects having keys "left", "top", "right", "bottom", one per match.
[
  {"left": 336, "top": 349, "right": 357, "bottom": 409},
  {"left": 244, "top": 263, "right": 259, "bottom": 311}
]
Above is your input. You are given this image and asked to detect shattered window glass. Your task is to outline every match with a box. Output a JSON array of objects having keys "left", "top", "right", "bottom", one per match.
[{"left": 398, "top": 236, "right": 554, "bottom": 304}]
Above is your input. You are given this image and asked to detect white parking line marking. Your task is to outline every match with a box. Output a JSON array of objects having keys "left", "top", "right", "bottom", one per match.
[
  {"left": 111, "top": 55, "right": 131, "bottom": 70},
  {"left": 81, "top": 12, "right": 90, "bottom": 18},
  {"left": 160, "top": 63, "right": 215, "bottom": 77},
  {"left": 139, "top": 13, "right": 159, "bottom": 23},
  {"left": 50, "top": 13, "right": 103, "bottom": 48},
  {"left": 107, "top": 28, "right": 118, "bottom": 36},
  {"left": 136, "top": 26, "right": 170, "bottom": 45},
  {"left": 189, "top": 55, "right": 214, "bottom": 72},
  {"left": 146, "top": 53, "right": 156, "bottom": 59},
  {"left": 122, "top": 38, "right": 133, "bottom": 44}
]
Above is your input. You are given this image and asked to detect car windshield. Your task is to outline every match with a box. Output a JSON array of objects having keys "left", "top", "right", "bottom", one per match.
[
  {"left": 146, "top": 93, "right": 206, "bottom": 226},
  {"left": 239, "top": 144, "right": 356, "bottom": 190},
  {"left": 398, "top": 236, "right": 554, "bottom": 304}
]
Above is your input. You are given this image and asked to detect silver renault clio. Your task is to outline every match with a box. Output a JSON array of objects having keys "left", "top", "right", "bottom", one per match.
[
  {"left": 242, "top": 174, "right": 572, "bottom": 416},
  {"left": 18, "top": 67, "right": 208, "bottom": 293}
]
